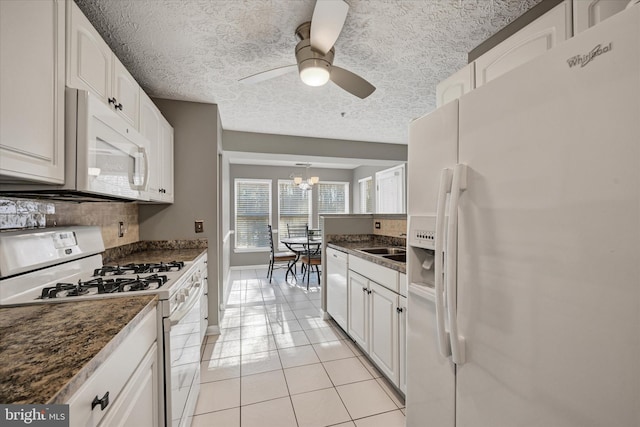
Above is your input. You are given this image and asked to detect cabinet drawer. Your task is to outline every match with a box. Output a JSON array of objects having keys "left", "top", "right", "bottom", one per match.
[
  {"left": 349, "top": 255, "right": 398, "bottom": 293},
  {"left": 67, "top": 309, "right": 157, "bottom": 427}
]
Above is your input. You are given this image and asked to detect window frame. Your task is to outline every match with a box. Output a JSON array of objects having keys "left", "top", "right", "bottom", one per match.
[{"left": 358, "top": 176, "right": 373, "bottom": 214}]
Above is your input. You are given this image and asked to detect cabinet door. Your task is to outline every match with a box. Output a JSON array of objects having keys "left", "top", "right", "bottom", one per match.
[
  {"left": 398, "top": 295, "right": 407, "bottom": 394},
  {"left": 347, "top": 271, "right": 369, "bottom": 351},
  {"left": 67, "top": 1, "right": 112, "bottom": 103},
  {"left": 139, "top": 91, "right": 162, "bottom": 198},
  {"left": 112, "top": 58, "right": 140, "bottom": 128},
  {"left": 159, "top": 119, "right": 174, "bottom": 203},
  {"left": 435, "top": 63, "right": 475, "bottom": 108},
  {"left": 475, "top": 0, "right": 572, "bottom": 87},
  {"left": 98, "top": 345, "right": 159, "bottom": 427},
  {"left": 573, "top": 0, "right": 629, "bottom": 34},
  {"left": 369, "top": 282, "right": 399, "bottom": 385},
  {"left": 0, "top": 0, "right": 65, "bottom": 183}
]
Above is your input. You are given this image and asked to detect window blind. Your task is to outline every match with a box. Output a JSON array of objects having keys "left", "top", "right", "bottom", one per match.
[
  {"left": 235, "top": 179, "right": 271, "bottom": 249},
  {"left": 318, "top": 182, "right": 349, "bottom": 224},
  {"left": 278, "top": 180, "right": 311, "bottom": 248}
]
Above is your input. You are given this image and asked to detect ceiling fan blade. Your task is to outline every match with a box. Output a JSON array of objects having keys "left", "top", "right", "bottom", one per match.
[
  {"left": 330, "top": 66, "right": 376, "bottom": 99},
  {"left": 239, "top": 64, "right": 297, "bottom": 84},
  {"left": 310, "top": 0, "right": 349, "bottom": 54}
]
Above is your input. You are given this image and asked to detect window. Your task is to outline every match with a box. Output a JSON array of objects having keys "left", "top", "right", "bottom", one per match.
[
  {"left": 359, "top": 177, "right": 373, "bottom": 213},
  {"left": 376, "top": 164, "right": 406, "bottom": 213},
  {"left": 317, "top": 181, "right": 349, "bottom": 224},
  {"left": 278, "top": 180, "right": 311, "bottom": 248},
  {"left": 234, "top": 179, "right": 271, "bottom": 251}
]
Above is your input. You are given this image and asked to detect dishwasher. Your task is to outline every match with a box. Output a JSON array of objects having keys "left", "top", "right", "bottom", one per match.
[{"left": 326, "top": 247, "right": 348, "bottom": 331}]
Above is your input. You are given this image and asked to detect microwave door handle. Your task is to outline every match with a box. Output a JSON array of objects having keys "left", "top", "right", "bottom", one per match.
[{"left": 141, "top": 146, "right": 149, "bottom": 191}]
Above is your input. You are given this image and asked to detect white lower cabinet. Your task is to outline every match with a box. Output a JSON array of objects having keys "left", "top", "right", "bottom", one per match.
[
  {"left": 66, "top": 309, "right": 159, "bottom": 427},
  {"left": 346, "top": 257, "right": 406, "bottom": 392},
  {"left": 369, "top": 282, "right": 399, "bottom": 385},
  {"left": 347, "top": 271, "right": 369, "bottom": 351},
  {"left": 99, "top": 345, "right": 158, "bottom": 427}
]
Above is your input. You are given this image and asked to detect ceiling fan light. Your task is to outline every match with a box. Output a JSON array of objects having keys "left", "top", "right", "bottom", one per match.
[{"left": 300, "top": 66, "right": 330, "bottom": 86}]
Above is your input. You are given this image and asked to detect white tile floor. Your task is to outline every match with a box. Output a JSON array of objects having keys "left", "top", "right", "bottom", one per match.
[{"left": 193, "top": 267, "right": 406, "bottom": 427}]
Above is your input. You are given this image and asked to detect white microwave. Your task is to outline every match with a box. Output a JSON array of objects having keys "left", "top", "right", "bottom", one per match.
[{"left": 0, "top": 88, "right": 150, "bottom": 201}]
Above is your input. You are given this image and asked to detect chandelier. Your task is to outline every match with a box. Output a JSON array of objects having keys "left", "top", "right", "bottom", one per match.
[{"left": 291, "top": 163, "right": 319, "bottom": 191}]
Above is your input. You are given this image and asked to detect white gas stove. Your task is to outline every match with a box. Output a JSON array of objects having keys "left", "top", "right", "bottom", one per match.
[{"left": 0, "top": 226, "right": 207, "bottom": 427}]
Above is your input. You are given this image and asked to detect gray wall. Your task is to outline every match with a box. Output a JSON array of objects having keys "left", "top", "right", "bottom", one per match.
[
  {"left": 139, "top": 99, "right": 221, "bottom": 328},
  {"left": 223, "top": 131, "right": 407, "bottom": 162},
  {"left": 229, "top": 163, "right": 353, "bottom": 267}
]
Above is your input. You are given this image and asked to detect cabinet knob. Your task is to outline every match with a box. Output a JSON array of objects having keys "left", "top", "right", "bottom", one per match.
[
  {"left": 115, "top": 103, "right": 123, "bottom": 111},
  {"left": 108, "top": 97, "right": 116, "bottom": 106},
  {"left": 367, "top": 289, "right": 372, "bottom": 294},
  {"left": 396, "top": 307, "right": 404, "bottom": 313},
  {"left": 362, "top": 287, "right": 367, "bottom": 293},
  {"left": 91, "top": 391, "right": 110, "bottom": 411}
]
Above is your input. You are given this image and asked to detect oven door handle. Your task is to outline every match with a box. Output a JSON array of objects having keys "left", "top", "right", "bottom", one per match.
[{"left": 169, "top": 281, "right": 204, "bottom": 327}]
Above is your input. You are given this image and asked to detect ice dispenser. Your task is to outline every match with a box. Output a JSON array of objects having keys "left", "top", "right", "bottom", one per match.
[{"left": 408, "top": 215, "right": 438, "bottom": 288}]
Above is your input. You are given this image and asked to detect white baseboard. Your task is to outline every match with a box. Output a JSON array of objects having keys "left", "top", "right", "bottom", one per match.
[
  {"left": 229, "top": 264, "right": 269, "bottom": 270},
  {"left": 206, "top": 325, "right": 220, "bottom": 336}
]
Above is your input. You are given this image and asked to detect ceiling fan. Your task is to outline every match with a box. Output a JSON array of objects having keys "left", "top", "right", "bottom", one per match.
[{"left": 239, "top": 0, "right": 376, "bottom": 99}]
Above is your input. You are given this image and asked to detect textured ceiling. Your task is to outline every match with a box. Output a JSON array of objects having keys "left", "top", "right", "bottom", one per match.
[{"left": 75, "top": 0, "right": 542, "bottom": 145}]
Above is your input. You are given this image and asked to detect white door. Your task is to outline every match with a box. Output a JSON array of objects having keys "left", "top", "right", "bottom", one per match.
[
  {"left": 407, "top": 100, "right": 458, "bottom": 216},
  {"left": 159, "top": 119, "right": 174, "bottom": 202},
  {"left": 405, "top": 285, "right": 455, "bottom": 427},
  {"left": 368, "top": 282, "right": 399, "bottom": 385},
  {"left": 375, "top": 164, "right": 406, "bottom": 214},
  {"left": 573, "top": 0, "right": 630, "bottom": 34},
  {"left": 398, "top": 295, "right": 407, "bottom": 394},
  {"left": 435, "top": 63, "right": 475, "bottom": 108},
  {"left": 347, "top": 271, "right": 369, "bottom": 351},
  {"left": 456, "top": 9, "right": 640, "bottom": 427},
  {"left": 139, "top": 91, "right": 162, "bottom": 198}
]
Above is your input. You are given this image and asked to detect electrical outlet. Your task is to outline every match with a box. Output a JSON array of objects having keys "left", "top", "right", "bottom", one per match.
[
  {"left": 118, "top": 221, "right": 125, "bottom": 237},
  {"left": 375, "top": 221, "right": 381, "bottom": 229},
  {"left": 195, "top": 220, "right": 204, "bottom": 233}
]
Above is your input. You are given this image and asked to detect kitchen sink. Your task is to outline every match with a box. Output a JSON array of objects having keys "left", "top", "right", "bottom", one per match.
[
  {"left": 357, "top": 247, "right": 407, "bottom": 255},
  {"left": 381, "top": 253, "right": 406, "bottom": 263}
]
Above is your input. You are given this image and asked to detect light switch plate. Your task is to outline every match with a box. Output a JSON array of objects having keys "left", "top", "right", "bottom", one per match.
[{"left": 195, "top": 220, "right": 204, "bottom": 233}]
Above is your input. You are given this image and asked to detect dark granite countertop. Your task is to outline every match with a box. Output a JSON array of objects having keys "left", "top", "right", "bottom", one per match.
[
  {"left": 0, "top": 295, "right": 157, "bottom": 404},
  {"left": 103, "top": 240, "right": 207, "bottom": 265},
  {"left": 326, "top": 235, "right": 407, "bottom": 274}
]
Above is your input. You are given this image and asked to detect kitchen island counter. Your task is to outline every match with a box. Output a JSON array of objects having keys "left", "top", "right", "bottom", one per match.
[{"left": 0, "top": 295, "right": 157, "bottom": 404}]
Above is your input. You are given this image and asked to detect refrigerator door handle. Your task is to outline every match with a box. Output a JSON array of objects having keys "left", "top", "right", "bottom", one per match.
[
  {"left": 435, "top": 168, "right": 452, "bottom": 358},
  {"left": 446, "top": 163, "right": 467, "bottom": 365}
]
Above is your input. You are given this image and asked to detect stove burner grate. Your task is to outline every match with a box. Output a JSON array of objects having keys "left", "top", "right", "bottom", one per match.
[
  {"left": 39, "top": 274, "right": 168, "bottom": 299},
  {"left": 93, "top": 261, "right": 184, "bottom": 276}
]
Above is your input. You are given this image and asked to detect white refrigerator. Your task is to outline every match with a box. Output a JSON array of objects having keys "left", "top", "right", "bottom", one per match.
[{"left": 406, "top": 5, "right": 639, "bottom": 427}]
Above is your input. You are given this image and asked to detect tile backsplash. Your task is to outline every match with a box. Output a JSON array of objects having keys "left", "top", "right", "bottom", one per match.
[
  {"left": 372, "top": 218, "right": 407, "bottom": 237},
  {"left": 0, "top": 198, "right": 139, "bottom": 248}
]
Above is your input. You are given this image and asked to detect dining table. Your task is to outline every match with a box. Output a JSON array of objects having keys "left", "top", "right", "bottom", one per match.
[{"left": 279, "top": 236, "right": 323, "bottom": 282}]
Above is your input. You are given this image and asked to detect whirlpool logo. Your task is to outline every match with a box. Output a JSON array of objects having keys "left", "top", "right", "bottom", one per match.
[{"left": 567, "top": 43, "right": 612, "bottom": 68}]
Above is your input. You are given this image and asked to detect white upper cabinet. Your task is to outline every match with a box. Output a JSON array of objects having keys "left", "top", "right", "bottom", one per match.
[
  {"left": 67, "top": 1, "right": 139, "bottom": 128},
  {"left": 139, "top": 91, "right": 174, "bottom": 203},
  {"left": 435, "top": 63, "right": 475, "bottom": 108},
  {"left": 475, "top": 0, "right": 572, "bottom": 87},
  {"left": 573, "top": 0, "right": 630, "bottom": 34},
  {"left": 112, "top": 58, "right": 140, "bottom": 128},
  {"left": 0, "top": 0, "right": 65, "bottom": 183}
]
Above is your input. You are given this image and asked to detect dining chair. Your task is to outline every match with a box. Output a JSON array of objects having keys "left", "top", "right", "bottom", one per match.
[
  {"left": 286, "top": 223, "right": 308, "bottom": 238},
  {"left": 300, "top": 225, "right": 322, "bottom": 289},
  {"left": 267, "top": 225, "right": 297, "bottom": 283}
]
